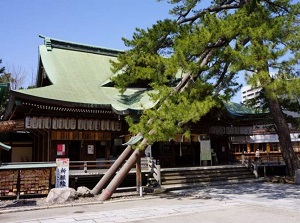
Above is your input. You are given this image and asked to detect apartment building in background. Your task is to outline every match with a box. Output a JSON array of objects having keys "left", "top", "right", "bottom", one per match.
[{"left": 241, "top": 85, "right": 262, "bottom": 105}]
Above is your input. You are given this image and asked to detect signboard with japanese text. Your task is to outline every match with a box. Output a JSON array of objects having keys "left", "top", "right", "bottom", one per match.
[
  {"left": 55, "top": 158, "right": 69, "bottom": 188},
  {"left": 87, "top": 145, "right": 94, "bottom": 154},
  {"left": 57, "top": 144, "right": 66, "bottom": 156},
  {"left": 200, "top": 140, "right": 212, "bottom": 161}
]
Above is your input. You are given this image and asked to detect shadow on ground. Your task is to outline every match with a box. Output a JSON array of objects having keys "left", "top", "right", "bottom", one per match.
[
  {"left": 0, "top": 200, "right": 37, "bottom": 209},
  {"left": 156, "top": 182, "right": 300, "bottom": 201}
]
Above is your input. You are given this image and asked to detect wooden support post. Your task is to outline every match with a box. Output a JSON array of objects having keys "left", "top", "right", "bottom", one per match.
[
  {"left": 91, "top": 145, "right": 132, "bottom": 195},
  {"left": 16, "top": 170, "right": 21, "bottom": 200},
  {"left": 253, "top": 161, "right": 258, "bottom": 178},
  {"left": 156, "top": 161, "right": 161, "bottom": 185},
  {"left": 105, "top": 145, "right": 110, "bottom": 160},
  {"left": 136, "top": 157, "right": 142, "bottom": 193},
  {"left": 99, "top": 148, "right": 143, "bottom": 201}
]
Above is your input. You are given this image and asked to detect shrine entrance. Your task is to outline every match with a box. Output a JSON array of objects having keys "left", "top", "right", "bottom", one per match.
[{"left": 69, "top": 141, "right": 81, "bottom": 161}]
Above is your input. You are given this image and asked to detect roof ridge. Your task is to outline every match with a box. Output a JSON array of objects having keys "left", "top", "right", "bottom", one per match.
[{"left": 39, "top": 35, "right": 123, "bottom": 57}]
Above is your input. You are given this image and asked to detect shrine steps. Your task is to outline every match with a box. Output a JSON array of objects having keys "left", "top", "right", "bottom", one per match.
[
  {"left": 159, "top": 165, "right": 257, "bottom": 191},
  {"left": 69, "top": 165, "right": 257, "bottom": 193}
]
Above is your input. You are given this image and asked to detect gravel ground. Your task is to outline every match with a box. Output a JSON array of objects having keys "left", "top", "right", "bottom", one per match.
[
  {"left": 0, "top": 191, "right": 146, "bottom": 212},
  {"left": 1, "top": 177, "right": 296, "bottom": 213}
]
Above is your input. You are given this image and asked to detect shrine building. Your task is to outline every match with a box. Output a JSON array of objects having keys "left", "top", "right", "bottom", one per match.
[{"left": 1, "top": 36, "right": 300, "bottom": 168}]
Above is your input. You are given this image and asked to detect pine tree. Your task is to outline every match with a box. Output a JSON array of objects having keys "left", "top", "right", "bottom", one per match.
[
  {"left": 0, "top": 59, "right": 5, "bottom": 76},
  {"left": 0, "top": 59, "right": 10, "bottom": 113},
  {"left": 111, "top": 0, "right": 300, "bottom": 177}
]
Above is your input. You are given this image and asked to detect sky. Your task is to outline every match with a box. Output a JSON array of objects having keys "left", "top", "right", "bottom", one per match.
[{"left": 0, "top": 0, "right": 242, "bottom": 102}]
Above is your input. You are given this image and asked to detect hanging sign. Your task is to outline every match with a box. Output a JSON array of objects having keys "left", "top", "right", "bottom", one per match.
[
  {"left": 87, "top": 145, "right": 94, "bottom": 154},
  {"left": 55, "top": 158, "right": 69, "bottom": 188},
  {"left": 25, "top": 116, "right": 122, "bottom": 131},
  {"left": 57, "top": 144, "right": 66, "bottom": 156}
]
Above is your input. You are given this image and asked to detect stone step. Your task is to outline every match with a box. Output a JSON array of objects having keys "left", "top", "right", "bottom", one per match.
[
  {"left": 161, "top": 174, "right": 254, "bottom": 184},
  {"left": 161, "top": 166, "right": 248, "bottom": 176},
  {"left": 160, "top": 178, "right": 264, "bottom": 192},
  {"left": 159, "top": 165, "right": 255, "bottom": 189},
  {"left": 162, "top": 175, "right": 254, "bottom": 185},
  {"left": 162, "top": 169, "right": 252, "bottom": 179}
]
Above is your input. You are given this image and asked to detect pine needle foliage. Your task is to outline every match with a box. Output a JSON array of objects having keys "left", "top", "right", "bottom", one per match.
[{"left": 111, "top": 0, "right": 300, "bottom": 174}]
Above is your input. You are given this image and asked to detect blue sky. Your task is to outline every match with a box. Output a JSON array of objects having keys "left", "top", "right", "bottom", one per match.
[{"left": 1, "top": 0, "right": 242, "bottom": 102}]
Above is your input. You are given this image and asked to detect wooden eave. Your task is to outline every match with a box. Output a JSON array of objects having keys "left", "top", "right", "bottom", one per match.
[
  {"left": 11, "top": 90, "right": 112, "bottom": 109},
  {"left": 2, "top": 92, "right": 116, "bottom": 122},
  {"left": 0, "top": 119, "right": 24, "bottom": 132}
]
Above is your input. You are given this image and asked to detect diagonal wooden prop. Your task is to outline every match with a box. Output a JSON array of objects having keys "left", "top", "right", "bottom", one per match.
[{"left": 96, "top": 40, "right": 226, "bottom": 201}]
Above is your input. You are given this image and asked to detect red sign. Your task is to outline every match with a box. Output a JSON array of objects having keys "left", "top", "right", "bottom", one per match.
[{"left": 57, "top": 144, "right": 66, "bottom": 156}]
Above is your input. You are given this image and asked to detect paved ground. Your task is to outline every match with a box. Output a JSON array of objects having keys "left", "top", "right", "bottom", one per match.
[{"left": 1, "top": 182, "right": 300, "bottom": 223}]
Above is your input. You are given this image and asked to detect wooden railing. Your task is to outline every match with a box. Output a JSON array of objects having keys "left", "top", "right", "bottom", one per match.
[
  {"left": 242, "top": 154, "right": 286, "bottom": 178},
  {"left": 69, "top": 160, "right": 117, "bottom": 172},
  {"left": 242, "top": 154, "right": 284, "bottom": 166},
  {"left": 146, "top": 158, "right": 161, "bottom": 185},
  {"left": 69, "top": 157, "right": 159, "bottom": 174}
]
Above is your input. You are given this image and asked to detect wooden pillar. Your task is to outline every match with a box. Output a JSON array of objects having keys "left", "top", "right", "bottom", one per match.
[
  {"left": 136, "top": 156, "right": 142, "bottom": 192},
  {"left": 105, "top": 144, "right": 110, "bottom": 160}
]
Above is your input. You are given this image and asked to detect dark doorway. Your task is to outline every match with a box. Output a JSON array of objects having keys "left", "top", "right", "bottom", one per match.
[
  {"left": 0, "top": 149, "right": 11, "bottom": 162},
  {"left": 210, "top": 135, "right": 230, "bottom": 164},
  {"left": 174, "top": 143, "right": 193, "bottom": 166},
  {"left": 95, "top": 142, "right": 106, "bottom": 159},
  {"left": 193, "top": 142, "right": 200, "bottom": 165},
  {"left": 69, "top": 141, "right": 81, "bottom": 161}
]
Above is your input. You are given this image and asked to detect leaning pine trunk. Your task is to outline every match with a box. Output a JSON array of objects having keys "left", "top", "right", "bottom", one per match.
[{"left": 266, "top": 96, "right": 300, "bottom": 177}]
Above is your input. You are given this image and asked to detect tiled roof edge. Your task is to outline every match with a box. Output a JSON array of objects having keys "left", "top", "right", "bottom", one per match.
[{"left": 39, "top": 35, "right": 123, "bottom": 57}]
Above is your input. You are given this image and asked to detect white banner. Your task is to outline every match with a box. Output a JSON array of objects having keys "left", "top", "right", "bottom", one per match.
[
  {"left": 56, "top": 158, "right": 69, "bottom": 188},
  {"left": 200, "top": 140, "right": 212, "bottom": 161}
]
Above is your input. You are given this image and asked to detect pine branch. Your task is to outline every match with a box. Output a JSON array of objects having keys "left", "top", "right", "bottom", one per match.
[
  {"left": 178, "top": 1, "right": 240, "bottom": 24},
  {"left": 213, "top": 62, "right": 230, "bottom": 89},
  {"left": 264, "top": 0, "right": 289, "bottom": 13},
  {"left": 177, "top": 38, "right": 230, "bottom": 93}
]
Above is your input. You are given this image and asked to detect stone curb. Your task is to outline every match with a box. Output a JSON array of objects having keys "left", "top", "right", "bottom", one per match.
[{"left": 0, "top": 194, "right": 157, "bottom": 214}]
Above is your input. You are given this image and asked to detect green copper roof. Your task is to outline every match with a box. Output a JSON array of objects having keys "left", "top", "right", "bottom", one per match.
[
  {"left": 0, "top": 142, "right": 11, "bottom": 151},
  {"left": 224, "top": 102, "right": 268, "bottom": 117},
  {"left": 122, "top": 134, "right": 143, "bottom": 146},
  {"left": 11, "top": 36, "right": 264, "bottom": 118},
  {"left": 13, "top": 36, "right": 156, "bottom": 114}
]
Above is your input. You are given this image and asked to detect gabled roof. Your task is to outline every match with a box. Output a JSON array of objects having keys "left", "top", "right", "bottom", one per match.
[
  {"left": 224, "top": 102, "right": 269, "bottom": 119},
  {"left": 3, "top": 36, "right": 272, "bottom": 123},
  {"left": 11, "top": 36, "right": 156, "bottom": 115}
]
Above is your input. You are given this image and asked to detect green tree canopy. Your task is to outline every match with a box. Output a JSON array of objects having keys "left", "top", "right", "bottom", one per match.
[
  {"left": 0, "top": 59, "right": 5, "bottom": 76},
  {"left": 0, "top": 59, "right": 10, "bottom": 113},
  {"left": 112, "top": 0, "right": 300, "bottom": 175}
]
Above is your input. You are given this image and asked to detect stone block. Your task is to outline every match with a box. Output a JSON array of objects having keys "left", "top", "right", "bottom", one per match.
[
  {"left": 77, "top": 186, "right": 94, "bottom": 197},
  {"left": 46, "top": 187, "right": 77, "bottom": 204},
  {"left": 296, "top": 169, "right": 300, "bottom": 185}
]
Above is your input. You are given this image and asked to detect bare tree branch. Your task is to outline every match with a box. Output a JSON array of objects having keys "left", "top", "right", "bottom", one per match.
[{"left": 5, "top": 64, "right": 27, "bottom": 89}]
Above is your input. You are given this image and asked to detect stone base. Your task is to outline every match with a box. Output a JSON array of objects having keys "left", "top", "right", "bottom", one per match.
[
  {"left": 143, "top": 186, "right": 166, "bottom": 194},
  {"left": 296, "top": 169, "right": 300, "bottom": 184}
]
